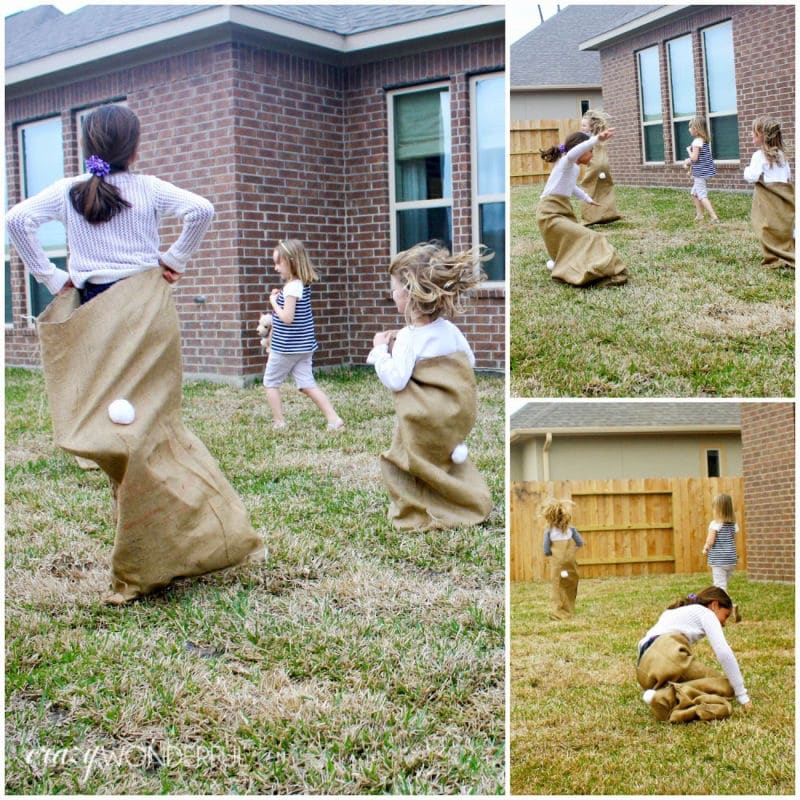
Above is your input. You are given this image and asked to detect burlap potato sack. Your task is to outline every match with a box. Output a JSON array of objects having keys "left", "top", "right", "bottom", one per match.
[
  {"left": 37, "top": 268, "right": 263, "bottom": 602},
  {"left": 380, "top": 352, "right": 492, "bottom": 531}
]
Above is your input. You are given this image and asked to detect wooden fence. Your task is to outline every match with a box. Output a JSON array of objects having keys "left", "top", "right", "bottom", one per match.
[
  {"left": 510, "top": 118, "right": 574, "bottom": 186},
  {"left": 510, "top": 477, "right": 747, "bottom": 582}
]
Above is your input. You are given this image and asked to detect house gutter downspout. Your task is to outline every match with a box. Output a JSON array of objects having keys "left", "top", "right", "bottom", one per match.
[{"left": 543, "top": 432, "right": 552, "bottom": 482}]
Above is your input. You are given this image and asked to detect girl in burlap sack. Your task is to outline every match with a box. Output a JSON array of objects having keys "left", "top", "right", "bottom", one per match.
[
  {"left": 578, "top": 109, "right": 621, "bottom": 226},
  {"left": 637, "top": 587, "right": 752, "bottom": 724},
  {"left": 6, "top": 104, "right": 263, "bottom": 604},
  {"left": 537, "top": 130, "right": 627, "bottom": 286},
  {"left": 743, "top": 115, "right": 794, "bottom": 269},
  {"left": 541, "top": 498, "right": 584, "bottom": 620},
  {"left": 366, "top": 242, "right": 493, "bottom": 531},
  {"left": 263, "top": 239, "right": 344, "bottom": 431}
]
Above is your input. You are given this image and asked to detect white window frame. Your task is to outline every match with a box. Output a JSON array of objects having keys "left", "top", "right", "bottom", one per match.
[
  {"left": 666, "top": 34, "right": 696, "bottom": 163},
  {"left": 387, "top": 82, "right": 452, "bottom": 256},
  {"left": 16, "top": 115, "right": 65, "bottom": 326},
  {"left": 470, "top": 71, "right": 506, "bottom": 286},
  {"left": 700, "top": 20, "right": 739, "bottom": 163},
  {"left": 636, "top": 45, "right": 665, "bottom": 164}
]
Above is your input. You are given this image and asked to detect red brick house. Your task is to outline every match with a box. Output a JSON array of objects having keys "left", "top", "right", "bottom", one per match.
[
  {"left": 5, "top": 4, "right": 505, "bottom": 384},
  {"left": 580, "top": 4, "right": 795, "bottom": 190},
  {"left": 739, "top": 403, "right": 795, "bottom": 583}
]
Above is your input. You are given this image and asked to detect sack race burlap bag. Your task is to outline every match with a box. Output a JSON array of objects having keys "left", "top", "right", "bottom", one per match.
[
  {"left": 751, "top": 179, "right": 795, "bottom": 269},
  {"left": 536, "top": 193, "right": 628, "bottom": 286},
  {"left": 549, "top": 537, "right": 579, "bottom": 619},
  {"left": 36, "top": 268, "right": 264, "bottom": 602},
  {"left": 636, "top": 633, "right": 734, "bottom": 723},
  {"left": 579, "top": 144, "right": 622, "bottom": 226},
  {"left": 380, "top": 352, "right": 493, "bottom": 531}
]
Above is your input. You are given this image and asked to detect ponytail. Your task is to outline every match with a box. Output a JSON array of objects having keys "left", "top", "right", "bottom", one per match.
[
  {"left": 70, "top": 105, "right": 140, "bottom": 224},
  {"left": 668, "top": 586, "right": 732, "bottom": 611},
  {"left": 540, "top": 131, "right": 590, "bottom": 163}
]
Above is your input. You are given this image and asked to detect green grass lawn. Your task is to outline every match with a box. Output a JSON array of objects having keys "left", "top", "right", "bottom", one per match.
[
  {"left": 510, "top": 572, "right": 794, "bottom": 795},
  {"left": 5, "top": 366, "right": 505, "bottom": 795},
  {"left": 510, "top": 185, "right": 795, "bottom": 397}
]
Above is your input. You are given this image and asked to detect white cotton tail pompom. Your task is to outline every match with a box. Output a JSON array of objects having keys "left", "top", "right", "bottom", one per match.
[
  {"left": 546, "top": 259, "right": 555, "bottom": 271},
  {"left": 560, "top": 570, "right": 569, "bottom": 578},
  {"left": 451, "top": 443, "right": 469, "bottom": 464},
  {"left": 599, "top": 172, "right": 606, "bottom": 179},
  {"left": 108, "top": 398, "right": 136, "bottom": 425},
  {"left": 642, "top": 689, "right": 656, "bottom": 705}
]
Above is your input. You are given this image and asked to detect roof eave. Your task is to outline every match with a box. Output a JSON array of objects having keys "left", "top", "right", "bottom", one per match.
[
  {"left": 511, "top": 424, "right": 741, "bottom": 442},
  {"left": 511, "top": 84, "right": 601, "bottom": 92},
  {"left": 579, "top": 5, "right": 696, "bottom": 51},
  {"left": 6, "top": 4, "right": 505, "bottom": 87}
]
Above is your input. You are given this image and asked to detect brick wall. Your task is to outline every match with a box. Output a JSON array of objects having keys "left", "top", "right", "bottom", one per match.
[
  {"left": 5, "top": 32, "right": 505, "bottom": 382},
  {"left": 599, "top": 5, "right": 795, "bottom": 190},
  {"left": 739, "top": 403, "right": 795, "bottom": 583}
]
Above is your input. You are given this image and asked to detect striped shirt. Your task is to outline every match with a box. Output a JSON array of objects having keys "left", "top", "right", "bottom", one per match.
[
  {"left": 707, "top": 520, "right": 738, "bottom": 567},
  {"left": 691, "top": 138, "right": 717, "bottom": 178},
  {"left": 270, "top": 279, "right": 318, "bottom": 354},
  {"left": 5, "top": 172, "right": 214, "bottom": 294}
]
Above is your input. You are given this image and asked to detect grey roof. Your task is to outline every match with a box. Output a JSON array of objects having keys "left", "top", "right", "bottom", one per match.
[
  {"left": 511, "top": 402, "right": 741, "bottom": 432},
  {"left": 510, "top": 4, "right": 655, "bottom": 87},
  {"left": 6, "top": 4, "right": 479, "bottom": 68}
]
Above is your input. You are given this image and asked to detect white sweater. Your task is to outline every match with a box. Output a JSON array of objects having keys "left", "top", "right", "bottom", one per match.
[
  {"left": 6, "top": 171, "right": 214, "bottom": 294},
  {"left": 638, "top": 604, "right": 749, "bottom": 704},
  {"left": 743, "top": 149, "right": 792, "bottom": 184},
  {"left": 366, "top": 318, "right": 475, "bottom": 392},
  {"left": 540, "top": 134, "right": 597, "bottom": 203}
]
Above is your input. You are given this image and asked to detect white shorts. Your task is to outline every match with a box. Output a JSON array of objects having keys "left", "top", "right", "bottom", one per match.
[
  {"left": 263, "top": 351, "right": 316, "bottom": 389},
  {"left": 691, "top": 177, "right": 709, "bottom": 200},
  {"left": 711, "top": 564, "right": 735, "bottom": 591}
]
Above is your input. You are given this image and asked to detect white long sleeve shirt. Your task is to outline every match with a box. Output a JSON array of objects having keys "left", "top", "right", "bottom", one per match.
[
  {"left": 743, "top": 149, "right": 792, "bottom": 184},
  {"left": 6, "top": 171, "right": 214, "bottom": 294},
  {"left": 638, "top": 604, "right": 749, "bottom": 704},
  {"left": 540, "top": 134, "right": 597, "bottom": 203},
  {"left": 366, "top": 317, "right": 475, "bottom": 392}
]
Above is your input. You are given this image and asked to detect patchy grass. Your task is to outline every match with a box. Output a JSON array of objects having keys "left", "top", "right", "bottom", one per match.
[
  {"left": 510, "top": 185, "right": 794, "bottom": 397},
  {"left": 510, "top": 573, "right": 794, "bottom": 795},
  {"left": 5, "top": 366, "right": 505, "bottom": 795}
]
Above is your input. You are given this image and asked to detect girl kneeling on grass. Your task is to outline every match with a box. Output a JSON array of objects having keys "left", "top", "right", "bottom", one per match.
[
  {"left": 637, "top": 586, "right": 752, "bottom": 724},
  {"left": 537, "top": 130, "right": 627, "bottom": 287}
]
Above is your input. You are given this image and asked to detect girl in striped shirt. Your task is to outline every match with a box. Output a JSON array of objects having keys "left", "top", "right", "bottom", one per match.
[
  {"left": 263, "top": 239, "right": 344, "bottom": 431},
  {"left": 703, "top": 494, "right": 741, "bottom": 622},
  {"left": 684, "top": 116, "right": 720, "bottom": 223}
]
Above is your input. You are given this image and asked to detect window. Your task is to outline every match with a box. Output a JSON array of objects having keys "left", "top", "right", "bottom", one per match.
[
  {"left": 637, "top": 46, "right": 664, "bottom": 162},
  {"left": 18, "top": 116, "right": 65, "bottom": 320},
  {"left": 5, "top": 175, "right": 12, "bottom": 325},
  {"left": 389, "top": 84, "right": 452, "bottom": 253},
  {"left": 706, "top": 449, "right": 721, "bottom": 478},
  {"left": 667, "top": 35, "right": 696, "bottom": 161},
  {"left": 471, "top": 72, "right": 505, "bottom": 281},
  {"left": 579, "top": 98, "right": 591, "bottom": 116},
  {"left": 702, "top": 21, "right": 739, "bottom": 160}
]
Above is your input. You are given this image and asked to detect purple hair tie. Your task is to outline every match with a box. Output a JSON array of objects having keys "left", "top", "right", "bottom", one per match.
[
  {"left": 687, "top": 593, "right": 697, "bottom": 601},
  {"left": 558, "top": 144, "right": 567, "bottom": 154},
  {"left": 85, "top": 155, "right": 111, "bottom": 178}
]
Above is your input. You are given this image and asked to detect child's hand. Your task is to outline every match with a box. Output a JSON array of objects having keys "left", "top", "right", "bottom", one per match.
[
  {"left": 373, "top": 330, "right": 394, "bottom": 348},
  {"left": 597, "top": 128, "right": 615, "bottom": 142}
]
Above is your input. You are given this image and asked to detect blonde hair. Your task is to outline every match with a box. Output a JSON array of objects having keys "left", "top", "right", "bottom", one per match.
[
  {"left": 274, "top": 239, "right": 319, "bottom": 284},
  {"left": 752, "top": 115, "right": 786, "bottom": 169},
  {"left": 541, "top": 497, "right": 574, "bottom": 531},
  {"left": 389, "top": 241, "right": 488, "bottom": 324},
  {"left": 582, "top": 108, "right": 609, "bottom": 136},
  {"left": 689, "top": 115, "right": 710, "bottom": 142},
  {"left": 711, "top": 493, "right": 736, "bottom": 525}
]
